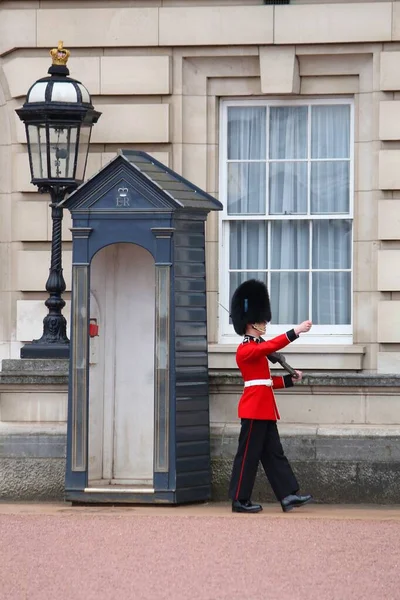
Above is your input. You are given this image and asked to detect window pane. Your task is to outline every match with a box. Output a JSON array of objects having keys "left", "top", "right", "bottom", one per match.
[
  {"left": 311, "top": 105, "right": 350, "bottom": 159},
  {"left": 228, "top": 107, "right": 266, "bottom": 160},
  {"left": 271, "top": 221, "right": 309, "bottom": 269},
  {"left": 269, "top": 162, "right": 307, "bottom": 214},
  {"left": 269, "top": 106, "right": 308, "bottom": 159},
  {"left": 228, "top": 163, "right": 266, "bottom": 215},
  {"left": 311, "top": 161, "right": 349, "bottom": 214},
  {"left": 27, "top": 124, "right": 48, "bottom": 180},
  {"left": 230, "top": 221, "right": 267, "bottom": 270},
  {"left": 312, "top": 220, "right": 352, "bottom": 269},
  {"left": 271, "top": 273, "right": 309, "bottom": 324},
  {"left": 312, "top": 272, "right": 351, "bottom": 324}
]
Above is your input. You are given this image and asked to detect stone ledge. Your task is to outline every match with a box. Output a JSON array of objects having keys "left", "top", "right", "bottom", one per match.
[
  {"left": 211, "top": 424, "right": 400, "bottom": 463},
  {"left": 208, "top": 344, "right": 365, "bottom": 371},
  {"left": 0, "top": 359, "right": 69, "bottom": 385},
  {"left": 210, "top": 372, "right": 400, "bottom": 388},
  {"left": 1, "top": 359, "right": 69, "bottom": 373}
]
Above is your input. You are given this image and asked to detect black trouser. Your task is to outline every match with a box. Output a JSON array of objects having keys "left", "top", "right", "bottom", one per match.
[{"left": 229, "top": 419, "right": 299, "bottom": 502}]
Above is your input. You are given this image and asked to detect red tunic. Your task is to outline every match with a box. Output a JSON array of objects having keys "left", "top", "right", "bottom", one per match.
[{"left": 236, "top": 331, "right": 298, "bottom": 421}]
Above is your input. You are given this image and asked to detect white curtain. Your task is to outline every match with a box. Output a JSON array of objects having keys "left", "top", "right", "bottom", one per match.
[
  {"left": 310, "top": 105, "right": 351, "bottom": 325},
  {"left": 227, "top": 104, "right": 351, "bottom": 326},
  {"left": 227, "top": 107, "right": 266, "bottom": 214}
]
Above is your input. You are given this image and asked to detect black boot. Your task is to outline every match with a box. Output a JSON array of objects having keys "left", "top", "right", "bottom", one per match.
[
  {"left": 232, "top": 500, "right": 263, "bottom": 513},
  {"left": 281, "top": 494, "right": 313, "bottom": 513}
]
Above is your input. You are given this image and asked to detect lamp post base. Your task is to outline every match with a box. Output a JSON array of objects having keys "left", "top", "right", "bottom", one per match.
[{"left": 20, "top": 342, "right": 70, "bottom": 359}]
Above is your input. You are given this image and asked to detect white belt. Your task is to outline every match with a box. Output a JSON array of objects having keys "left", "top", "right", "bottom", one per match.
[{"left": 244, "top": 379, "right": 273, "bottom": 388}]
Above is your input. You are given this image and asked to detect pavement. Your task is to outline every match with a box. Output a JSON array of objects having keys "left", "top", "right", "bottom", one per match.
[{"left": 1, "top": 502, "right": 400, "bottom": 600}]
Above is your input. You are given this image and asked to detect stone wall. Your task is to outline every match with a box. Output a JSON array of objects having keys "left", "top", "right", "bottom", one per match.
[
  {"left": 1, "top": 2, "right": 400, "bottom": 372},
  {"left": 1, "top": 361, "right": 399, "bottom": 503}
]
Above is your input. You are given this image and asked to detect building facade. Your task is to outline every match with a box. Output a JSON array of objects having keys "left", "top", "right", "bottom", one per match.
[{"left": 1, "top": 0, "right": 400, "bottom": 502}]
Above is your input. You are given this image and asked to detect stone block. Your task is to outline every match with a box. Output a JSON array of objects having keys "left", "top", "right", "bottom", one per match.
[
  {"left": 207, "top": 145, "right": 217, "bottom": 196},
  {"left": 0, "top": 392, "right": 67, "bottom": 422},
  {"left": 206, "top": 291, "right": 218, "bottom": 345},
  {"left": 260, "top": 46, "right": 299, "bottom": 95},
  {"left": 278, "top": 393, "right": 365, "bottom": 425},
  {"left": 205, "top": 206, "right": 218, "bottom": 244},
  {"left": 182, "top": 96, "right": 207, "bottom": 145},
  {"left": 159, "top": 6, "right": 273, "bottom": 46},
  {"left": 366, "top": 394, "right": 400, "bottom": 424},
  {"left": 275, "top": 3, "right": 392, "bottom": 45},
  {"left": 0, "top": 432, "right": 66, "bottom": 459},
  {"left": 13, "top": 153, "right": 35, "bottom": 193},
  {"left": 353, "top": 242, "right": 378, "bottom": 292},
  {"left": 354, "top": 191, "right": 378, "bottom": 242},
  {"left": 16, "top": 300, "right": 71, "bottom": 342},
  {"left": 356, "top": 142, "right": 379, "bottom": 192},
  {"left": 391, "top": 4, "right": 400, "bottom": 42},
  {"left": 357, "top": 462, "right": 400, "bottom": 503},
  {"left": 208, "top": 346, "right": 365, "bottom": 372},
  {"left": 205, "top": 241, "right": 218, "bottom": 294},
  {"left": 378, "top": 150, "right": 400, "bottom": 190},
  {"left": 182, "top": 144, "right": 207, "bottom": 190},
  {"left": 377, "top": 301, "right": 400, "bottom": 343},
  {"left": 299, "top": 54, "right": 366, "bottom": 78},
  {"left": 0, "top": 10, "right": 36, "bottom": 56},
  {"left": 208, "top": 77, "right": 262, "bottom": 98},
  {"left": 377, "top": 250, "right": 400, "bottom": 291},
  {"left": 379, "top": 101, "right": 400, "bottom": 140},
  {"left": 316, "top": 436, "right": 400, "bottom": 462},
  {"left": 0, "top": 458, "right": 64, "bottom": 500},
  {"left": 210, "top": 392, "right": 239, "bottom": 425},
  {"left": 100, "top": 56, "right": 170, "bottom": 95},
  {"left": 356, "top": 92, "right": 380, "bottom": 144},
  {"left": 14, "top": 112, "right": 26, "bottom": 145},
  {"left": 0, "top": 146, "right": 12, "bottom": 193},
  {"left": 377, "top": 352, "right": 400, "bottom": 374},
  {"left": 37, "top": 8, "right": 158, "bottom": 48},
  {"left": 0, "top": 292, "right": 12, "bottom": 343},
  {"left": 3, "top": 56, "right": 100, "bottom": 99},
  {"left": 301, "top": 76, "right": 359, "bottom": 96},
  {"left": 91, "top": 104, "right": 169, "bottom": 144},
  {"left": 85, "top": 153, "right": 103, "bottom": 181},
  {"left": 16, "top": 250, "right": 72, "bottom": 292},
  {"left": 378, "top": 200, "right": 400, "bottom": 239},
  {"left": 13, "top": 199, "right": 48, "bottom": 241},
  {"left": 0, "top": 104, "right": 11, "bottom": 143},
  {"left": 353, "top": 292, "right": 378, "bottom": 345},
  {"left": 380, "top": 52, "right": 400, "bottom": 91}
]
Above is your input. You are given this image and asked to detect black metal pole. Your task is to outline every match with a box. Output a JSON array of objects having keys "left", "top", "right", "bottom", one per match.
[{"left": 20, "top": 186, "right": 70, "bottom": 358}]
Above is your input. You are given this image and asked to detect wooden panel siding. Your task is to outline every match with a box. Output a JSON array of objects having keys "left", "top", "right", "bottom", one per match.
[{"left": 173, "top": 216, "right": 211, "bottom": 500}]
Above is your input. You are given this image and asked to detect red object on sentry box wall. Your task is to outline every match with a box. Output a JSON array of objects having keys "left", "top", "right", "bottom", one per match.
[{"left": 89, "top": 319, "right": 99, "bottom": 338}]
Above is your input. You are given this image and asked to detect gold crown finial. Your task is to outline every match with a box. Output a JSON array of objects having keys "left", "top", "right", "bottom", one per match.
[{"left": 50, "top": 41, "right": 70, "bottom": 66}]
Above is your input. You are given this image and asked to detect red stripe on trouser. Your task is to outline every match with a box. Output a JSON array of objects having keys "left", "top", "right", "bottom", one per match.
[{"left": 235, "top": 420, "right": 254, "bottom": 501}]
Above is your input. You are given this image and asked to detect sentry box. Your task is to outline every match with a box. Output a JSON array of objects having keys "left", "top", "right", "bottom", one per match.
[{"left": 61, "top": 151, "right": 222, "bottom": 504}]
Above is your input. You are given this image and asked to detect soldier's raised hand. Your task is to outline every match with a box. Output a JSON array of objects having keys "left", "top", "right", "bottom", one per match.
[{"left": 294, "top": 320, "right": 312, "bottom": 335}]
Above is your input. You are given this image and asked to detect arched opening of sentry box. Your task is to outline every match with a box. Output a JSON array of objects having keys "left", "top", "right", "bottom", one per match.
[{"left": 88, "top": 243, "right": 155, "bottom": 490}]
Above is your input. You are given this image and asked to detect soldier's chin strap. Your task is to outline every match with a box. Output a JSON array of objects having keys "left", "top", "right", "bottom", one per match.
[{"left": 252, "top": 323, "right": 266, "bottom": 334}]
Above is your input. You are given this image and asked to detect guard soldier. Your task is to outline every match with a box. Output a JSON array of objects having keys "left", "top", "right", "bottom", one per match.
[{"left": 228, "top": 279, "right": 313, "bottom": 514}]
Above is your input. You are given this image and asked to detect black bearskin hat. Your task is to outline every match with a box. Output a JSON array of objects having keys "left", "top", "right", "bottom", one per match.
[{"left": 230, "top": 279, "right": 271, "bottom": 335}]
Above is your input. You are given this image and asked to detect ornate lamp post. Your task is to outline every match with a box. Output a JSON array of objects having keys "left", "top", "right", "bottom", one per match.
[{"left": 16, "top": 42, "right": 101, "bottom": 358}]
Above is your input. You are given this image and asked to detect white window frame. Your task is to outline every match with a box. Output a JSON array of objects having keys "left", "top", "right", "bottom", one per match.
[{"left": 218, "top": 97, "right": 355, "bottom": 345}]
